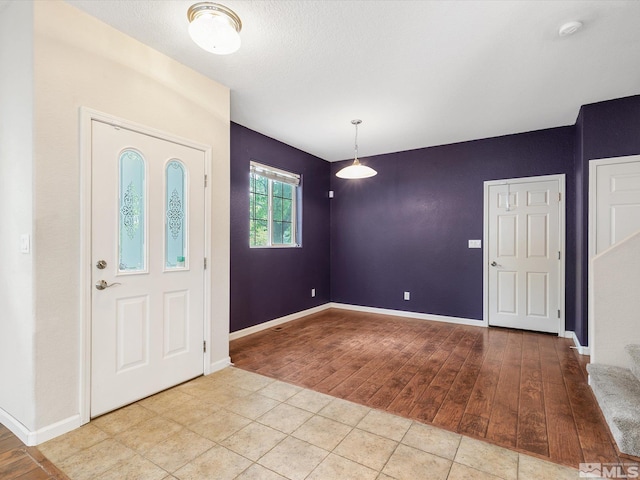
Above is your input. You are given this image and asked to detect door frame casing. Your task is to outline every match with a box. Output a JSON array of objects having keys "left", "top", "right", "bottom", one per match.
[
  {"left": 588, "top": 154, "right": 640, "bottom": 358},
  {"left": 483, "top": 174, "right": 566, "bottom": 335},
  {"left": 79, "top": 107, "right": 213, "bottom": 425}
]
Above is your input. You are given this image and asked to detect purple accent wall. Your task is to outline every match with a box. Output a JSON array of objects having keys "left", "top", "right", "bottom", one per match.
[
  {"left": 574, "top": 94, "right": 640, "bottom": 345},
  {"left": 230, "top": 123, "right": 330, "bottom": 332},
  {"left": 330, "top": 127, "right": 576, "bottom": 323},
  {"left": 230, "top": 94, "right": 640, "bottom": 343}
]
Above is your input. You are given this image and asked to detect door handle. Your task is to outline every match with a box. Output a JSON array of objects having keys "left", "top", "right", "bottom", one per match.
[
  {"left": 490, "top": 261, "right": 498, "bottom": 267},
  {"left": 95, "top": 280, "right": 121, "bottom": 290}
]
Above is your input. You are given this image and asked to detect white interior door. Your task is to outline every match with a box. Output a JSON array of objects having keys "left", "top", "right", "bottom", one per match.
[
  {"left": 594, "top": 157, "right": 640, "bottom": 254},
  {"left": 91, "top": 120, "right": 205, "bottom": 417},
  {"left": 486, "top": 177, "right": 563, "bottom": 333}
]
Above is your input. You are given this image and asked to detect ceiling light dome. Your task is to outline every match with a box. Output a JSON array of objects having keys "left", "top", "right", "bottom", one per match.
[
  {"left": 187, "top": 2, "right": 242, "bottom": 55},
  {"left": 336, "top": 120, "right": 377, "bottom": 179}
]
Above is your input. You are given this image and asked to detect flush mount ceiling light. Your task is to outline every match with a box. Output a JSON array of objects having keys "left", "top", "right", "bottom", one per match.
[
  {"left": 187, "top": 2, "right": 242, "bottom": 55},
  {"left": 558, "top": 21, "right": 583, "bottom": 37},
  {"left": 336, "top": 120, "right": 377, "bottom": 179}
]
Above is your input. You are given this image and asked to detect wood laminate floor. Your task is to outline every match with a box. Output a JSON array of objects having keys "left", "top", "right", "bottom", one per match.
[
  {"left": 0, "top": 424, "right": 69, "bottom": 480},
  {"left": 230, "top": 308, "right": 637, "bottom": 469}
]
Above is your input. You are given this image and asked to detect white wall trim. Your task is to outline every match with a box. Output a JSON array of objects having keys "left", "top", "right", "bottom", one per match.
[
  {"left": 79, "top": 107, "right": 214, "bottom": 425},
  {"left": 330, "top": 303, "right": 485, "bottom": 327},
  {"left": 209, "top": 356, "right": 232, "bottom": 373},
  {"left": 483, "top": 174, "right": 566, "bottom": 336},
  {"left": 0, "top": 408, "right": 80, "bottom": 446},
  {"left": 229, "top": 304, "right": 332, "bottom": 340},
  {"left": 588, "top": 154, "right": 640, "bottom": 358},
  {"left": 564, "top": 330, "right": 590, "bottom": 356}
]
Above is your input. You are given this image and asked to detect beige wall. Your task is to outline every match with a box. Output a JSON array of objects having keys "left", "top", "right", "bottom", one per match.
[
  {"left": 0, "top": 0, "right": 36, "bottom": 432},
  {"left": 20, "top": 0, "right": 229, "bottom": 436}
]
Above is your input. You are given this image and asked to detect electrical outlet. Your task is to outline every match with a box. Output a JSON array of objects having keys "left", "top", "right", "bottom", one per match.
[
  {"left": 404, "top": 291, "right": 410, "bottom": 301},
  {"left": 311, "top": 288, "right": 316, "bottom": 297}
]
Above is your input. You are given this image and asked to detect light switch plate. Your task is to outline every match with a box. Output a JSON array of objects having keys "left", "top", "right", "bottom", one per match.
[
  {"left": 20, "top": 234, "right": 31, "bottom": 253},
  {"left": 468, "top": 239, "right": 482, "bottom": 249}
]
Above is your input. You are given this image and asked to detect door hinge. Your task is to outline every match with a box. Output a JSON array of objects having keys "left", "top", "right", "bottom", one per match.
[
  {"left": 203, "top": 341, "right": 207, "bottom": 353},
  {"left": 204, "top": 258, "right": 207, "bottom": 269},
  {"left": 558, "top": 309, "right": 561, "bottom": 318},
  {"left": 558, "top": 192, "right": 561, "bottom": 202},
  {"left": 558, "top": 251, "right": 561, "bottom": 260},
  {"left": 204, "top": 174, "right": 208, "bottom": 187}
]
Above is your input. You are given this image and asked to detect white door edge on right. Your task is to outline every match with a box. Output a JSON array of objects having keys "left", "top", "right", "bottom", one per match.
[
  {"left": 588, "top": 155, "right": 640, "bottom": 359},
  {"left": 484, "top": 175, "right": 565, "bottom": 334}
]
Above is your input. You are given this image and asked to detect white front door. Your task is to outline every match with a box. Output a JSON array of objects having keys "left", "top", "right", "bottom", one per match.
[
  {"left": 91, "top": 120, "right": 205, "bottom": 417},
  {"left": 486, "top": 177, "right": 563, "bottom": 333},
  {"left": 593, "top": 156, "right": 640, "bottom": 254}
]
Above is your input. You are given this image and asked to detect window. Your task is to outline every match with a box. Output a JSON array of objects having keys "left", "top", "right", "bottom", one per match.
[{"left": 250, "top": 161, "right": 300, "bottom": 247}]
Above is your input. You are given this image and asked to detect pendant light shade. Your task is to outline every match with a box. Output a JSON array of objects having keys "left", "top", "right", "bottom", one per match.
[
  {"left": 336, "top": 120, "right": 377, "bottom": 179},
  {"left": 187, "top": 2, "right": 242, "bottom": 55}
]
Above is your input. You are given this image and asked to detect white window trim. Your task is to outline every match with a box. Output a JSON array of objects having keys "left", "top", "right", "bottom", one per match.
[{"left": 250, "top": 161, "right": 300, "bottom": 248}]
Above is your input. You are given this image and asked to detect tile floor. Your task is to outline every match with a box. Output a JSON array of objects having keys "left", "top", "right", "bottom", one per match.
[{"left": 39, "top": 367, "right": 581, "bottom": 480}]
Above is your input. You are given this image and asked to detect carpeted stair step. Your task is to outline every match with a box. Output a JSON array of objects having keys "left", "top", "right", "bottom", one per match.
[
  {"left": 626, "top": 344, "right": 640, "bottom": 384},
  {"left": 587, "top": 363, "right": 640, "bottom": 458}
]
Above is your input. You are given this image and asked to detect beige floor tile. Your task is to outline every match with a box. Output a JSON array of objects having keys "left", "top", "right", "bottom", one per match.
[
  {"left": 226, "top": 370, "right": 275, "bottom": 392},
  {"left": 517, "top": 453, "right": 580, "bottom": 480},
  {"left": 38, "top": 423, "right": 109, "bottom": 463},
  {"left": 115, "top": 416, "right": 183, "bottom": 453},
  {"left": 142, "top": 429, "right": 214, "bottom": 472},
  {"left": 356, "top": 409, "right": 412, "bottom": 442},
  {"left": 258, "top": 436, "right": 329, "bottom": 480},
  {"left": 235, "top": 463, "right": 288, "bottom": 480},
  {"left": 333, "top": 428, "right": 398, "bottom": 471},
  {"left": 447, "top": 462, "right": 505, "bottom": 480},
  {"left": 382, "top": 443, "right": 452, "bottom": 480},
  {"left": 138, "top": 388, "right": 195, "bottom": 414},
  {"left": 93, "top": 454, "right": 168, "bottom": 480},
  {"left": 220, "top": 422, "right": 286, "bottom": 461},
  {"left": 318, "top": 398, "right": 371, "bottom": 426},
  {"left": 401, "top": 422, "right": 461, "bottom": 460},
  {"left": 286, "top": 388, "right": 334, "bottom": 413},
  {"left": 188, "top": 409, "right": 252, "bottom": 442},
  {"left": 258, "top": 380, "right": 303, "bottom": 402},
  {"left": 258, "top": 403, "right": 314, "bottom": 434},
  {"left": 292, "top": 415, "right": 353, "bottom": 451},
  {"left": 307, "top": 453, "right": 378, "bottom": 480},
  {"left": 454, "top": 436, "right": 518, "bottom": 480},
  {"left": 225, "top": 392, "right": 280, "bottom": 419},
  {"left": 173, "top": 445, "right": 251, "bottom": 480},
  {"left": 92, "top": 403, "right": 156, "bottom": 436},
  {"left": 56, "top": 438, "right": 136, "bottom": 480},
  {"left": 160, "top": 398, "right": 220, "bottom": 427},
  {"left": 376, "top": 473, "right": 396, "bottom": 480}
]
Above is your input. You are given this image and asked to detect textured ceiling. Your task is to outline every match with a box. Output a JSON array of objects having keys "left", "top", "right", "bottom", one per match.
[{"left": 65, "top": 0, "right": 640, "bottom": 161}]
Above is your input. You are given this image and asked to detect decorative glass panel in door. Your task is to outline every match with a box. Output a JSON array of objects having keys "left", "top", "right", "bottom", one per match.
[
  {"left": 119, "top": 149, "right": 146, "bottom": 272},
  {"left": 165, "top": 160, "right": 187, "bottom": 269}
]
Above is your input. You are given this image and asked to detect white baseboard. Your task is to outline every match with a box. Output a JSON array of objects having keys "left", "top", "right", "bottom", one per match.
[
  {"left": 0, "top": 408, "right": 81, "bottom": 446},
  {"left": 564, "top": 330, "right": 590, "bottom": 355},
  {"left": 330, "top": 302, "right": 486, "bottom": 327},
  {"left": 229, "top": 303, "right": 332, "bottom": 340},
  {"left": 209, "top": 356, "right": 231, "bottom": 374}
]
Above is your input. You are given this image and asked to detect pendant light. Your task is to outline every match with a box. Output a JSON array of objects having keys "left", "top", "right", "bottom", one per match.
[
  {"left": 336, "top": 120, "right": 377, "bottom": 179},
  {"left": 187, "top": 2, "right": 242, "bottom": 55}
]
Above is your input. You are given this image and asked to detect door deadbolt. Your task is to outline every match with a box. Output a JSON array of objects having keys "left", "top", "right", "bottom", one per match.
[{"left": 96, "top": 260, "right": 107, "bottom": 269}]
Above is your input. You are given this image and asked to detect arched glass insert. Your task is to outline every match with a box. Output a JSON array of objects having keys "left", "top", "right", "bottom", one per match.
[
  {"left": 119, "top": 150, "right": 146, "bottom": 272},
  {"left": 165, "top": 160, "right": 187, "bottom": 269}
]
